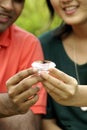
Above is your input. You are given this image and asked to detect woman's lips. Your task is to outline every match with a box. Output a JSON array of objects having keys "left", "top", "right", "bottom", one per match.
[{"left": 63, "top": 6, "right": 78, "bottom": 15}]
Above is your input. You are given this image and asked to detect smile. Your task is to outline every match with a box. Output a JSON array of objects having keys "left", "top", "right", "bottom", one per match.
[
  {"left": 63, "top": 6, "right": 78, "bottom": 15},
  {"left": 0, "top": 14, "right": 11, "bottom": 23}
]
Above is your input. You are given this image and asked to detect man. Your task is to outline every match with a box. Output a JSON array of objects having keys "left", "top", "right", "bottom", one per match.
[{"left": 0, "top": 0, "right": 46, "bottom": 129}]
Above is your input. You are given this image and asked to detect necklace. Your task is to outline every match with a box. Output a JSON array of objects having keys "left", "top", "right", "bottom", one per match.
[
  {"left": 73, "top": 43, "right": 87, "bottom": 111},
  {"left": 73, "top": 45, "right": 80, "bottom": 85}
]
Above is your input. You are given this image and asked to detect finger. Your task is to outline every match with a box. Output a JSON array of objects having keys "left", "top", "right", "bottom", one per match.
[
  {"left": 42, "top": 81, "right": 69, "bottom": 99},
  {"left": 48, "top": 92, "right": 68, "bottom": 104},
  {"left": 49, "top": 68, "right": 77, "bottom": 85},
  {"left": 40, "top": 71, "right": 68, "bottom": 91},
  {"left": 24, "top": 94, "right": 39, "bottom": 106},
  {"left": 8, "top": 75, "right": 42, "bottom": 97},
  {"left": 6, "top": 68, "right": 38, "bottom": 87},
  {"left": 42, "top": 76, "right": 76, "bottom": 97},
  {"left": 49, "top": 89, "right": 70, "bottom": 100},
  {"left": 16, "top": 95, "right": 39, "bottom": 114},
  {"left": 12, "top": 87, "right": 39, "bottom": 104},
  {"left": 47, "top": 90, "right": 62, "bottom": 102},
  {"left": 41, "top": 71, "right": 77, "bottom": 96}
]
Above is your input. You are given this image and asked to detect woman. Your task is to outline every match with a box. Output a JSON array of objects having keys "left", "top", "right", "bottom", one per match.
[{"left": 39, "top": 0, "right": 87, "bottom": 129}]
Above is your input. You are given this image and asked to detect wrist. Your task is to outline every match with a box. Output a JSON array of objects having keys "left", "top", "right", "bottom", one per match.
[{"left": 0, "top": 93, "right": 19, "bottom": 117}]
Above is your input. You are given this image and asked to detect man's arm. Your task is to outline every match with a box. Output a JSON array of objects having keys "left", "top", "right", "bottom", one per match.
[
  {"left": 0, "top": 110, "right": 41, "bottom": 130},
  {"left": 34, "top": 114, "right": 42, "bottom": 130},
  {"left": 0, "top": 93, "right": 19, "bottom": 117},
  {"left": 41, "top": 119, "right": 62, "bottom": 130}
]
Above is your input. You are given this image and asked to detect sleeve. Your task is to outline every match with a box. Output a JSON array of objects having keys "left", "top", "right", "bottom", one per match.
[{"left": 18, "top": 34, "right": 47, "bottom": 114}]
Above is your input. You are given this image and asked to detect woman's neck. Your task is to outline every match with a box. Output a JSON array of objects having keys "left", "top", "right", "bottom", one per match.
[
  {"left": 72, "top": 23, "right": 87, "bottom": 39},
  {"left": 62, "top": 23, "right": 87, "bottom": 65}
]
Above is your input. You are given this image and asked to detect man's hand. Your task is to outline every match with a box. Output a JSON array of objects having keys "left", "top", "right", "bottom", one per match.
[{"left": 6, "top": 68, "right": 43, "bottom": 115}]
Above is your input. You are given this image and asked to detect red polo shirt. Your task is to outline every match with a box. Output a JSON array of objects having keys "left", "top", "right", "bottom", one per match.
[{"left": 0, "top": 24, "right": 46, "bottom": 114}]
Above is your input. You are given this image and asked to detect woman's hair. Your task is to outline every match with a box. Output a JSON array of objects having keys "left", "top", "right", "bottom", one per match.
[
  {"left": 46, "top": 0, "right": 72, "bottom": 38},
  {"left": 46, "top": 0, "right": 54, "bottom": 18}
]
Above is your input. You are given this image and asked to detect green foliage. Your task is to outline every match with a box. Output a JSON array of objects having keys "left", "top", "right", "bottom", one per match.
[{"left": 15, "top": 0, "right": 61, "bottom": 36}]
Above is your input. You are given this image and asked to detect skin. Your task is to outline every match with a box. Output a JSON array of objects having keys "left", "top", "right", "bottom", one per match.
[
  {"left": 40, "top": 0, "right": 87, "bottom": 130},
  {"left": 40, "top": 68, "right": 77, "bottom": 105},
  {"left": 0, "top": 0, "right": 25, "bottom": 32},
  {"left": 6, "top": 68, "right": 42, "bottom": 115},
  {"left": 50, "top": 0, "right": 87, "bottom": 25},
  {"left": 0, "top": 0, "right": 43, "bottom": 130}
]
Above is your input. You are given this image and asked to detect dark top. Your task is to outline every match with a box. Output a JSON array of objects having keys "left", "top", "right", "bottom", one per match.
[{"left": 39, "top": 29, "right": 87, "bottom": 130}]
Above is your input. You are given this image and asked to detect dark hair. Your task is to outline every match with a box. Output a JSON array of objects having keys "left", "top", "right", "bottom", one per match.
[
  {"left": 46, "top": 0, "right": 54, "bottom": 18},
  {"left": 46, "top": 0, "right": 72, "bottom": 38}
]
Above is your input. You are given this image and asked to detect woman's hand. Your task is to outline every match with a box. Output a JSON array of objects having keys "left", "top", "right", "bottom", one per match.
[
  {"left": 40, "top": 68, "right": 78, "bottom": 106},
  {"left": 6, "top": 68, "right": 42, "bottom": 114}
]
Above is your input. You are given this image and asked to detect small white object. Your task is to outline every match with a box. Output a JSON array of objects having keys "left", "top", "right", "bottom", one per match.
[
  {"left": 31, "top": 60, "right": 56, "bottom": 73},
  {"left": 80, "top": 107, "right": 87, "bottom": 111}
]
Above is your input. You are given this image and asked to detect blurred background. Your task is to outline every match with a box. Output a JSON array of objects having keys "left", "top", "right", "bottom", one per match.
[{"left": 15, "top": 0, "right": 61, "bottom": 36}]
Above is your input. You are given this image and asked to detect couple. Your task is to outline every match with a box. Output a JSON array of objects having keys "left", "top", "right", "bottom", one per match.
[{"left": 0, "top": 0, "right": 87, "bottom": 130}]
